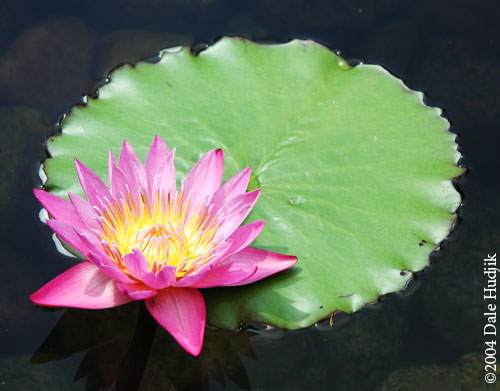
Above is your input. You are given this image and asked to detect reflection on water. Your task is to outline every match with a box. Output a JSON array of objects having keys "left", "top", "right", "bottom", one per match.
[
  {"left": 0, "top": 0, "right": 498, "bottom": 389},
  {"left": 31, "top": 303, "right": 255, "bottom": 390}
]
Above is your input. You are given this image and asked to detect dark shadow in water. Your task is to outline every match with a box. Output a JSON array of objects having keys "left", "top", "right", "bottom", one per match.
[
  {"left": 31, "top": 302, "right": 256, "bottom": 390},
  {"left": 115, "top": 302, "right": 157, "bottom": 391}
]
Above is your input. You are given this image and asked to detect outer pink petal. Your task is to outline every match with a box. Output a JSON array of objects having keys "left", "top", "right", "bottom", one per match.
[
  {"left": 224, "top": 220, "right": 265, "bottom": 258},
  {"left": 118, "top": 140, "right": 147, "bottom": 193},
  {"left": 30, "top": 262, "right": 132, "bottom": 309},
  {"left": 117, "top": 282, "right": 157, "bottom": 300},
  {"left": 34, "top": 189, "right": 86, "bottom": 229},
  {"left": 191, "top": 263, "right": 257, "bottom": 288},
  {"left": 182, "top": 149, "right": 223, "bottom": 218},
  {"left": 47, "top": 220, "right": 92, "bottom": 257},
  {"left": 145, "top": 135, "right": 176, "bottom": 196},
  {"left": 74, "top": 159, "right": 112, "bottom": 209},
  {"left": 145, "top": 288, "right": 205, "bottom": 356},
  {"left": 68, "top": 192, "right": 101, "bottom": 231},
  {"left": 215, "top": 189, "right": 261, "bottom": 240},
  {"left": 222, "top": 247, "right": 297, "bottom": 285},
  {"left": 211, "top": 166, "right": 251, "bottom": 213}
]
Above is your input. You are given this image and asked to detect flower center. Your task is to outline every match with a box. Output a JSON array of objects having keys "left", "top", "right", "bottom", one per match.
[
  {"left": 135, "top": 223, "right": 171, "bottom": 265},
  {"left": 97, "top": 190, "right": 219, "bottom": 278}
]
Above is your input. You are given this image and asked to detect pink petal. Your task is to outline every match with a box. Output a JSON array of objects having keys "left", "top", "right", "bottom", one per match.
[
  {"left": 86, "top": 251, "right": 134, "bottom": 284},
  {"left": 75, "top": 229, "right": 105, "bottom": 253},
  {"left": 117, "top": 282, "right": 157, "bottom": 300},
  {"left": 145, "top": 136, "right": 176, "bottom": 197},
  {"left": 34, "top": 189, "right": 86, "bottom": 229},
  {"left": 223, "top": 247, "right": 297, "bottom": 285},
  {"left": 145, "top": 288, "right": 205, "bottom": 356},
  {"left": 122, "top": 250, "right": 176, "bottom": 289},
  {"left": 122, "top": 249, "right": 151, "bottom": 280},
  {"left": 173, "top": 266, "right": 212, "bottom": 288},
  {"left": 142, "top": 266, "right": 177, "bottom": 290},
  {"left": 118, "top": 140, "right": 147, "bottom": 194},
  {"left": 211, "top": 166, "right": 251, "bottom": 213},
  {"left": 47, "top": 219, "right": 92, "bottom": 257},
  {"left": 68, "top": 192, "right": 101, "bottom": 231},
  {"left": 30, "top": 262, "right": 132, "bottom": 309},
  {"left": 77, "top": 233, "right": 133, "bottom": 284},
  {"left": 191, "top": 263, "right": 257, "bottom": 288},
  {"left": 74, "top": 159, "right": 112, "bottom": 209},
  {"left": 173, "top": 241, "right": 233, "bottom": 288},
  {"left": 109, "top": 164, "right": 140, "bottom": 209},
  {"left": 224, "top": 220, "right": 265, "bottom": 258},
  {"left": 215, "top": 189, "right": 261, "bottom": 240},
  {"left": 182, "top": 149, "right": 223, "bottom": 218}
]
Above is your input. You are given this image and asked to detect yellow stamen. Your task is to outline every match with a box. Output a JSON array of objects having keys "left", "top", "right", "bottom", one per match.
[{"left": 98, "top": 189, "right": 218, "bottom": 278}]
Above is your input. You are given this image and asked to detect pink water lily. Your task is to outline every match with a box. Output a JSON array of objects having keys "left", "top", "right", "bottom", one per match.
[{"left": 31, "top": 136, "right": 297, "bottom": 356}]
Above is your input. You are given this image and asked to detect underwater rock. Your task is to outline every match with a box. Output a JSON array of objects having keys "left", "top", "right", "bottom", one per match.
[
  {"left": 455, "top": 352, "right": 491, "bottom": 389},
  {"left": 0, "top": 17, "right": 96, "bottom": 112},
  {"left": 377, "top": 352, "right": 485, "bottom": 390},
  {"left": 379, "top": 364, "right": 460, "bottom": 390},
  {"left": 97, "top": 30, "right": 193, "bottom": 76}
]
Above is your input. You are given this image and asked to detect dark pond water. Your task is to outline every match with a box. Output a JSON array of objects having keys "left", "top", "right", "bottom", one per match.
[{"left": 1, "top": 1, "right": 499, "bottom": 390}]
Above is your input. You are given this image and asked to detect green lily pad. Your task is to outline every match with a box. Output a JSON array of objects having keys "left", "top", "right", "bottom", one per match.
[{"left": 43, "top": 37, "right": 463, "bottom": 330}]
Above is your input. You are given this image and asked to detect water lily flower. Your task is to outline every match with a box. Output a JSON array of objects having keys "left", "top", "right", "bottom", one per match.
[{"left": 31, "top": 136, "right": 297, "bottom": 356}]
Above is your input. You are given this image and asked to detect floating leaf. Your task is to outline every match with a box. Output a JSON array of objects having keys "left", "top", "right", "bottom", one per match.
[{"left": 43, "top": 37, "right": 462, "bottom": 330}]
